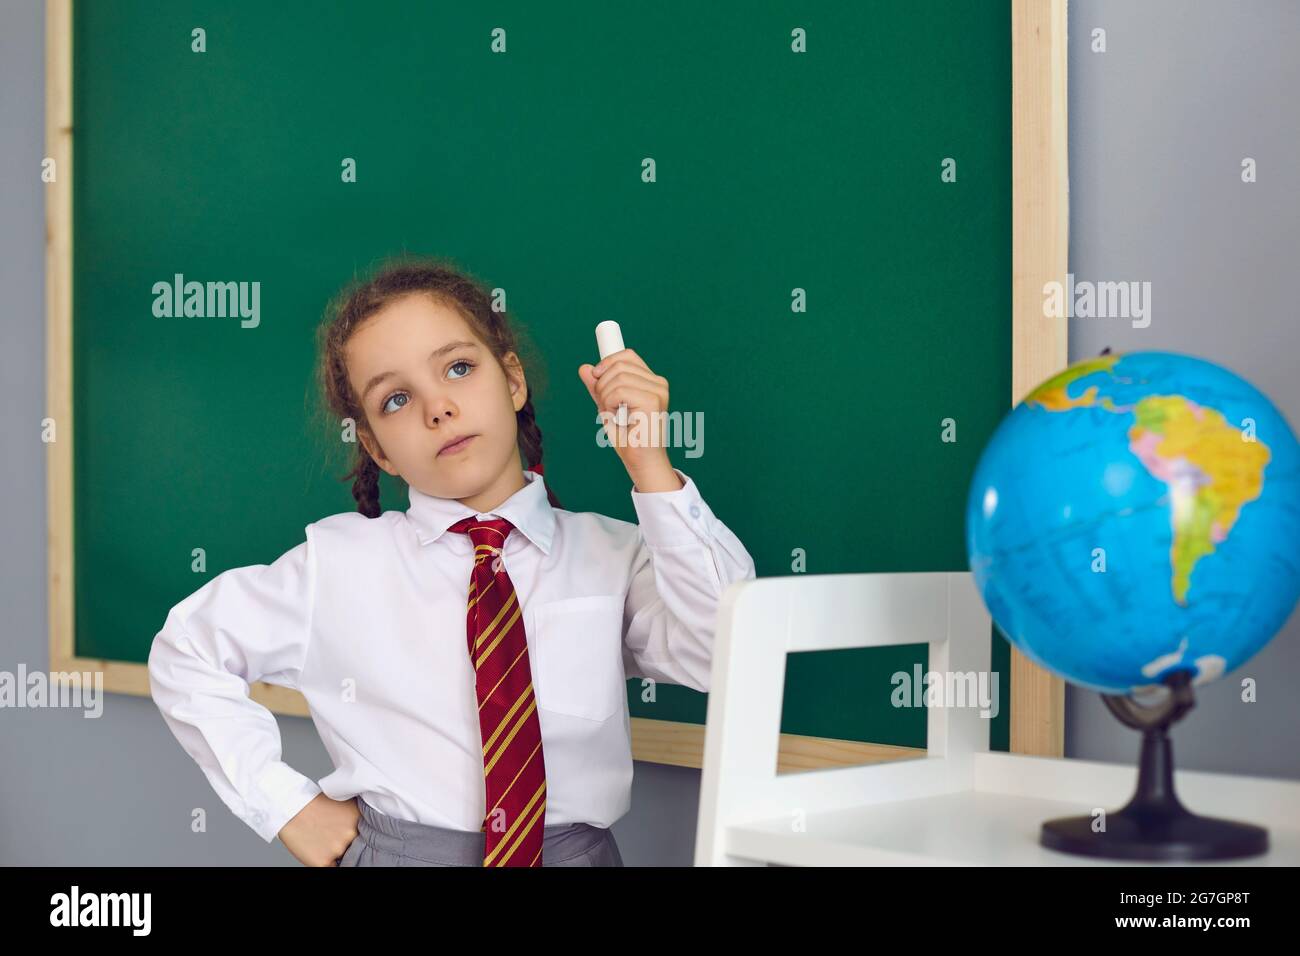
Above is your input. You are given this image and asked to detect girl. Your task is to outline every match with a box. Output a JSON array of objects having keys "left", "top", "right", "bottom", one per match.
[{"left": 147, "top": 256, "right": 757, "bottom": 867}]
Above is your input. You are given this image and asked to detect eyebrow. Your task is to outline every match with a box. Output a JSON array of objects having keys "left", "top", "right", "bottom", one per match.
[{"left": 359, "top": 340, "right": 481, "bottom": 402}]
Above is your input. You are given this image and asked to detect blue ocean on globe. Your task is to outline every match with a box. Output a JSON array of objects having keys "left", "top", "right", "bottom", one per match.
[{"left": 966, "top": 350, "right": 1300, "bottom": 695}]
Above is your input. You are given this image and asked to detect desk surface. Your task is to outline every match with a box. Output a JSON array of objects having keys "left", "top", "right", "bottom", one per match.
[{"left": 726, "top": 790, "right": 1300, "bottom": 866}]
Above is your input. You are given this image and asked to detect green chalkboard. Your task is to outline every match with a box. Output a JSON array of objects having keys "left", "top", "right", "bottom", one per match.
[{"left": 73, "top": 0, "right": 1010, "bottom": 752}]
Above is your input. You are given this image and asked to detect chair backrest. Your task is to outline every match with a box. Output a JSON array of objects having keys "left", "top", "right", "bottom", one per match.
[{"left": 695, "top": 571, "right": 993, "bottom": 865}]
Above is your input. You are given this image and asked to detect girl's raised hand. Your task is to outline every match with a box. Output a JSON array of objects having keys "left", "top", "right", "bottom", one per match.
[{"left": 577, "top": 348, "right": 682, "bottom": 492}]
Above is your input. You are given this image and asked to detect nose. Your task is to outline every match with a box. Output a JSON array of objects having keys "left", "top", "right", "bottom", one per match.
[{"left": 428, "top": 396, "right": 458, "bottom": 427}]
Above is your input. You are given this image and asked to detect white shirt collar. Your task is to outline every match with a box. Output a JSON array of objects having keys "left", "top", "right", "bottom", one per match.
[{"left": 405, "top": 468, "right": 555, "bottom": 555}]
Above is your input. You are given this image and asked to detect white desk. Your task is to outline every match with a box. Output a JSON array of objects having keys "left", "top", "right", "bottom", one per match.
[{"left": 695, "top": 572, "right": 1300, "bottom": 866}]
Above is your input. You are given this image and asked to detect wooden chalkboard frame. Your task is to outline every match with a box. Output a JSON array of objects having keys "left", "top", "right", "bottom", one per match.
[{"left": 45, "top": 0, "right": 1068, "bottom": 770}]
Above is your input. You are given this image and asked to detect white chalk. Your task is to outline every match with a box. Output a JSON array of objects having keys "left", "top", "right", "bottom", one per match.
[
  {"left": 595, "top": 321, "right": 628, "bottom": 428},
  {"left": 595, "top": 320, "right": 624, "bottom": 360}
]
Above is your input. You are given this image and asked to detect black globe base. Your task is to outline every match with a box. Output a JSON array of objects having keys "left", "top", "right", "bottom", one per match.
[
  {"left": 1041, "top": 806, "right": 1268, "bottom": 861},
  {"left": 1039, "top": 670, "right": 1270, "bottom": 862}
]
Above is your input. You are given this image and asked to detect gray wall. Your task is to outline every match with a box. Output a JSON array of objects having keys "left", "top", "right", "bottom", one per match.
[
  {"left": 1062, "top": 0, "right": 1300, "bottom": 779},
  {"left": 1, "top": 0, "right": 1295, "bottom": 866}
]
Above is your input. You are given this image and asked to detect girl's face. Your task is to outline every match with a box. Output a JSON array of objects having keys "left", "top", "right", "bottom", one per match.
[{"left": 346, "top": 292, "right": 529, "bottom": 512}]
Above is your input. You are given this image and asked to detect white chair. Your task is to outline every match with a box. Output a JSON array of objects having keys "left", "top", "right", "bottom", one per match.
[{"left": 695, "top": 571, "right": 1300, "bottom": 866}]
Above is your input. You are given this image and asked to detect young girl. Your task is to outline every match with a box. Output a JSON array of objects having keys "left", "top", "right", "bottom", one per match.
[{"left": 147, "top": 256, "right": 756, "bottom": 867}]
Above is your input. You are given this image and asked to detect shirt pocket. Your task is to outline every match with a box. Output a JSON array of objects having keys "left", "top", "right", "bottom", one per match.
[{"left": 531, "top": 595, "right": 626, "bottom": 722}]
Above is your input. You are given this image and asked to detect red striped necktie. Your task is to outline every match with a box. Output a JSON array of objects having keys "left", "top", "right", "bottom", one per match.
[{"left": 446, "top": 515, "right": 548, "bottom": 867}]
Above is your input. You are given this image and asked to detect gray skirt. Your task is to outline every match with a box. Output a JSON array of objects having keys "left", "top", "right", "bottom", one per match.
[{"left": 338, "top": 796, "right": 624, "bottom": 867}]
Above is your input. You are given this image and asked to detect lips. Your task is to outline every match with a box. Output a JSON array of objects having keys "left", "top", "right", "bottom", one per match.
[{"left": 437, "top": 434, "right": 477, "bottom": 456}]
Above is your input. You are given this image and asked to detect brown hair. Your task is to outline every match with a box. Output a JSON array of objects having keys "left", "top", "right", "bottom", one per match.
[{"left": 314, "top": 254, "right": 560, "bottom": 518}]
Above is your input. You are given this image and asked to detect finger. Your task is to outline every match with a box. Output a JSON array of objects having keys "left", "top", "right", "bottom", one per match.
[
  {"left": 599, "top": 360, "right": 654, "bottom": 383},
  {"left": 577, "top": 363, "right": 599, "bottom": 404},
  {"left": 594, "top": 368, "right": 667, "bottom": 407},
  {"left": 596, "top": 365, "right": 665, "bottom": 389},
  {"left": 601, "top": 385, "right": 664, "bottom": 417},
  {"left": 595, "top": 364, "right": 665, "bottom": 398},
  {"left": 596, "top": 407, "right": 627, "bottom": 447},
  {"left": 600, "top": 387, "right": 665, "bottom": 448},
  {"left": 612, "top": 347, "right": 647, "bottom": 371},
  {"left": 594, "top": 348, "right": 650, "bottom": 377}
]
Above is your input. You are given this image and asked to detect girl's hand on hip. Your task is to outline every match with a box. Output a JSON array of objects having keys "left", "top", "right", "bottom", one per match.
[{"left": 277, "top": 793, "right": 363, "bottom": 867}]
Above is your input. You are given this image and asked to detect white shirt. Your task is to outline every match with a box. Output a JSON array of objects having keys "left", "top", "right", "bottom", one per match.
[{"left": 148, "top": 466, "right": 756, "bottom": 843}]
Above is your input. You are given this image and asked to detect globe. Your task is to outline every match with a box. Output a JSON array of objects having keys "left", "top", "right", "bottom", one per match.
[{"left": 966, "top": 350, "right": 1300, "bottom": 696}]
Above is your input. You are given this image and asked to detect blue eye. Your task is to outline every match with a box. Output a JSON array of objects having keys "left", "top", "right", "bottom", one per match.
[{"left": 378, "top": 360, "right": 475, "bottom": 415}]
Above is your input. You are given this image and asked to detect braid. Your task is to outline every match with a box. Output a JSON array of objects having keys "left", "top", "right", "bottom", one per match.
[
  {"left": 517, "top": 397, "right": 562, "bottom": 509},
  {"left": 348, "top": 450, "right": 382, "bottom": 518},
  {"left": 516, "top": 396, "right": 543, "bottom": 472}
]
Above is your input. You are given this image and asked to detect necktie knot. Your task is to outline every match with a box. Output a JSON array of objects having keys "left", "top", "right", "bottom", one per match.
[{"left": 446, "top": 515, "right": 515, "bottom": 549}]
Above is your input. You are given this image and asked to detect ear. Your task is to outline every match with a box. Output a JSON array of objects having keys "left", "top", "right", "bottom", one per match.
[
  {"left": 503, "top": 351, "right": 529, "bottom": 412},
  {"left": 358, "top": 427, "right": 399, "bottom": 477}
]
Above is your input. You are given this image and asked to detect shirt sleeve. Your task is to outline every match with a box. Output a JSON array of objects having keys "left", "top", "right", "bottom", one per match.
[
  {"left": 622, "top": 468, "right": 757, "bottom": 693},
  {"left": 147, "top": 528, "right": 323, "bottom": 844}
]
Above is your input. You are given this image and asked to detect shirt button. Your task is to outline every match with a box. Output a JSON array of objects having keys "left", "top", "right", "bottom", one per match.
[{"left": 689, "top": 504, "right": 701, "bottom": 519}]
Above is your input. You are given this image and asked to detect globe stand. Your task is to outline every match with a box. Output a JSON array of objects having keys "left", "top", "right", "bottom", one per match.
[{"left": 1040, "top": 670, "right": 1269, "bottom": 860}]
